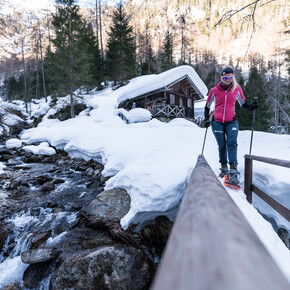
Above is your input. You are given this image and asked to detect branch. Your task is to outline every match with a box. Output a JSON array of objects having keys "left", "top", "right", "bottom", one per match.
[{"left": 214, "top": 0, "right": 276, "bottom": 28}]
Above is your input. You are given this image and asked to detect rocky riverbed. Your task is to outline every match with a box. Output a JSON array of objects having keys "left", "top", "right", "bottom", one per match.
[{"left": 0, "top": 144, "right": 172, "bottom": 289}]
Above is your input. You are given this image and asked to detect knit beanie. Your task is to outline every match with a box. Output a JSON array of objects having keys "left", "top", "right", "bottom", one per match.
[{"left": 221, "top": 66, "right": 234, "bottom": 76}]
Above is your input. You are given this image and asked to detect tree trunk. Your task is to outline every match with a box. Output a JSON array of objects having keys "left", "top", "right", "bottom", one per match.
[
  {"left": 70, "top": 93, "right": 74, "bottom": 118},
  {"left": 99, "top": 0, "right": 105, "bottom": 77},
  {"left": 21, "top": 38, "right": 28, "bottom": 111},
  {"left": 95, "top": 0, "right": 99, "bottom": 48},
  {"left": 181, "top": 26, "right": 183, "bottom": 65},
  {"left": 39, "top": 28, "right": 47, "bottom": 102},
  {"left": 35, "top": 40, "right": 40, "bottom": 99},
  {"left": 46, "top": 10, "right": 51, "bottom": 50}
]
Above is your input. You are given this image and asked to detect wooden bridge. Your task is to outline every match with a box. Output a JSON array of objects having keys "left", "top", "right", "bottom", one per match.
[{"left": 151, "top": 154, "right": 290, "bottom": 290}]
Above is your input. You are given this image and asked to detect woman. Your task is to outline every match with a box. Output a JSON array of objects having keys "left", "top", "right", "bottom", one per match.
[{"left": 204, "top": 66, "right": 258, "bottom": 189}]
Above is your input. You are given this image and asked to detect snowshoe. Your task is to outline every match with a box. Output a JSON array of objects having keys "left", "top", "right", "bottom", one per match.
[
  {"left": 224, "top": 169, "right": 241, "bottom": 190},
  {"left": 218, "top": 166, "right": 228, "bottom": 178}
]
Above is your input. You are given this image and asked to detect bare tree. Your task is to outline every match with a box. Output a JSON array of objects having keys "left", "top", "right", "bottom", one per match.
[
  {"left": 39, "top": 27, "right": 47, "bottom": 102},
  {"left": 214, "top": 0, "right": 276, "bottom": 59},
  {"left": 99, "top": 0, "right": 104, "bottom": 61},
  {"left": 95, "top": 0, "right": 99, "bottom": 48}
]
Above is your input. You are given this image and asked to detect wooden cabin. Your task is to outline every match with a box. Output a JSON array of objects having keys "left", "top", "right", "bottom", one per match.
[{"left": 117, "top": 66, "right": 207, "bottom": 120}]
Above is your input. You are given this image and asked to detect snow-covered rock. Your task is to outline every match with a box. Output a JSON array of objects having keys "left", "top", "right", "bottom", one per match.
[{"left": 6, "top": 138, "right": 22, "bottom": 149}]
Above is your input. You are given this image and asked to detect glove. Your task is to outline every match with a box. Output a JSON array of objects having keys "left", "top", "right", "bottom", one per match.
[
  {"left": 249, "top": 102, "right": 259, "bottom": 111},
  {"left": 204, "top": 118, "right": 211, "bottom": 128}
]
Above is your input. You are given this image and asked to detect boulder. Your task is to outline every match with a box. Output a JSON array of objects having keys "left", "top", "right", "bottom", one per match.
[
  {"left": 30, "top": 232, "right": 51, "bottom": 250},
  {"left": 21, "top": 247, "right": 60, "bottom": 264},
  {"left": 50, "top": 245, "right": 153, "bottom": 290},
  {"left": 23, "top": 261, "right": 54, "bottom": 289},
  {"left": 0, "top": 222, "right": 8, "bottom": 251},
  {"left": 82, "top": 188, "right": 130, "bottom": 227},
  {"left": 41, "top": 181, "right": 55, "bottom": 192}
]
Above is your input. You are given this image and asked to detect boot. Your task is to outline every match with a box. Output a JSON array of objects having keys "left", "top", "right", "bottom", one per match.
[
  {"left": 218, "top": 164, "right": 228, "bottom": 178},
  {"left": 224, "top": 168, "right": 241, "bottom": 189}
]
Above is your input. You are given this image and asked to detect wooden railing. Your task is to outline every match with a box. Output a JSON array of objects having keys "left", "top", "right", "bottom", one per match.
[
  {"left": 151, "top": 154, "right": 289, "bottom": 290},
  {"left": 244, "top": 154, "right": 290, "bottom": 222},
  {"left": 151, "top": 104, "right": 184, "bottom": 117}
]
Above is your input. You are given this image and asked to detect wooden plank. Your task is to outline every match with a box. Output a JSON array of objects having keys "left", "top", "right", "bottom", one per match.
[
  {"left": 252, "top": 184, "right": 290, "bottom": 222},
  {"left": 244, "top": 157, "right": 253, "bottom": 203},
  {"left": 151, "top": 155, "right": 289, "bottom": 290},
  {"left": 244, "top": 154, "right": 290, "bottom": 168}
]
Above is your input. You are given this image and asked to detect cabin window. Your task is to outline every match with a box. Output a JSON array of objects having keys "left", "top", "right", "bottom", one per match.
[
  {"left": 170, "top": 94, "right": 175, "bottom": 105},
  {"left": 187, "top": 98, "right": 192, "bottom": 108}
]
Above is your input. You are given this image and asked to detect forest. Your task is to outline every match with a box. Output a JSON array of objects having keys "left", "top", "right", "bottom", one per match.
[{"left": 0, "top": 0, "right": 289, "bottom": 133}]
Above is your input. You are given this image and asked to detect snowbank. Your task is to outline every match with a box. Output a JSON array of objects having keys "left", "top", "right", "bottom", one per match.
[{"left": 19, "top": 81, "right": 290, "bottom": 281}]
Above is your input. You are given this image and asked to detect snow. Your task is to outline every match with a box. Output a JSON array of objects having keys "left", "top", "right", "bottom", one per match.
[
  {"left": 23, "top": 142, "right": 56, "bottom": 156},
  {"left": 1, "top": 67, "right": 289, "bottom": 281},
  {"left": 117, "top": 107, "right": 152, "bottom": 123},
  {"left": 116, "top": 65, "right": 208, "bottom": 105},
  {"left": 6, "top": 138, "right": 22, "bottom": 149}
]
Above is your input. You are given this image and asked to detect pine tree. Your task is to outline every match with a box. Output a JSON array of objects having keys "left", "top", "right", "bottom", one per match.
[
  {"left": 105, "top": 2, "right": 137, "bottom": 83},
  {"left": 46, "top": 0, "right": 100, "bottom": 117},
  {"left": 161, "top": 30, "right": 174, "bottom": 72},
  {"left": 236, "top": 66, "right": 270, "bottom": 131},
  {"left": 80, "top": 21, "right": 103, "bottom": 89}
]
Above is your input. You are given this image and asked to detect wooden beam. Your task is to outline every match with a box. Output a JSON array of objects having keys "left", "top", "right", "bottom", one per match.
[
  {"left": 151, "top": 155, "right": 289, "bottom": 290},
  {"left": 244, "top": 157, "right": 253, "bottom": 203},
  {"left": 252, "top": 184, "right": 290, "bottom": 222},
  {"left": 244, "top": 154, "right": 290, "bottom": 168}
]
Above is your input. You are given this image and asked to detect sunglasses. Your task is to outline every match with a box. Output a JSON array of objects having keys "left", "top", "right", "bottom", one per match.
[{"left": 222, "top": 76, "right": 233, "bottom": 81}]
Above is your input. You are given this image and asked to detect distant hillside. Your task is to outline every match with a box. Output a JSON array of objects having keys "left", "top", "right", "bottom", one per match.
[
  {"left": 124, "top": 0, "right": 289, "bottom": 66},
  {"left": 0, "top": 0, "right": 289, "bottom": 76}
]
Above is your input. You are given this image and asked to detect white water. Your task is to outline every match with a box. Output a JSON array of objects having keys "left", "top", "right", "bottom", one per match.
[{"left": 0, "top": 209, "right": 78, "bottom": 288}]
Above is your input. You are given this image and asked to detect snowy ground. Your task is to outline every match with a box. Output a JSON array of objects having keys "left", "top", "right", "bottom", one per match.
[{"left": 1, "top": 80, "right": 290, "bottom": 281}]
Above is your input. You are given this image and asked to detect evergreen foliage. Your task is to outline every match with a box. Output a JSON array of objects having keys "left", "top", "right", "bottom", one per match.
[
  {"left": 161, "top": 30, "right": 174, "bottom": 72},
  {"left": 105, "top": 3, "right": 137, "bottom": 83},
  {"left": 236, "top": 66, "right": 270, "bottom": 131},
  {"left": 45, "top": 0, "right": 102, "bottom": 116}
]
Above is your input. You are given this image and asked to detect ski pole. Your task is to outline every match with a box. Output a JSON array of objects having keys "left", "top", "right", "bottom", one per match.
[
  {"left": 249, "top": 97, "right": 258, "bottom": 155},
  {"left": 201, "top": 127, "right": 208, "bottom": 155}
]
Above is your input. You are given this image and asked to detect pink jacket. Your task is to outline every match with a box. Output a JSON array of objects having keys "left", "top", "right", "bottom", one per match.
[{"left": 206, "top": 82, "right": 246, "bottom": 123}]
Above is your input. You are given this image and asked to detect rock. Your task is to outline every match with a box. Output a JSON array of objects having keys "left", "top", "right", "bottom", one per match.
[
  {"left": 35, "top": 174, "right": 54, "bottom": 185},
  {"left": 53, "top": 178, "right": 65, "bottom": 185},
  {"left": 41, "top": 181, "right": 55, "bottom": 192},
  {"left": 21, "top": 247, "right": 60, "bottom": 264},
  {"left": 30, "top": 232, "right": 51, "bottom": 250},
  {"left": 12, "top": 164, "right": 32, "bottom": 170},
  {"left": 86, "top": 168, "right": 94, "bottom": 177},
  {"left": 8, "top": 178, "right": 22, "bottom": 189},
  {"left": 82, "top": 188, "right": 131, "bottom": 227},
  {"left": 47, "top": 103, "right": 87, "bottom": 121},
  {"left": 278, "top": 228, "right": 290, "bottom": 249},
  {"left": 0, "top": 154, "right": 15, "bottom": 162},
  {"left": 3, "top": 282, "right": 21, "bottom": 290},
  {"left": 0, "top": 222, "right": 8, "bottom": 251},
  {"left": 23, "top": 261, "right": 54, "bottom": 289},
  {"left": 53, "top": 227, "right": 115, "bottom": 252},
  {"left": 6, "top": 159, "right": 22, "bottom": 166},
  {"left": 0, "top": 171, "right": 13, "bottom": 181},
  {"left": 141, "top": 216, "right": 173, "bottom": 256},
  {"left": 50, "top": 245, "right": 153, "bottom": 290},
  {"left": 23, "top": 153, "right": 43, "bottom": 163}
]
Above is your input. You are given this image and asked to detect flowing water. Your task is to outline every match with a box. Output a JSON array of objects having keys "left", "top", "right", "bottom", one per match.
[{"left": 0, "top": 208, "right": 78, "bottom": 289}]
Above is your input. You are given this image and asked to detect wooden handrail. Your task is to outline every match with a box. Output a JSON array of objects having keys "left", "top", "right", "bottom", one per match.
[
  {"left": 244, "top": 154, "right": 290, "bottom": 168},
  {"left": 244, "top": 154, "right": 290, "bottom": 222},
  {"left": 151, "top": 155, "right": 289, "bottom": 290}
]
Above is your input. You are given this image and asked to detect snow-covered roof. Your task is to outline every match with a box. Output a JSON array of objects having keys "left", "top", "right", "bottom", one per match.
[{"left": 116, "top": 65, "right": 208, "bottom": 106}]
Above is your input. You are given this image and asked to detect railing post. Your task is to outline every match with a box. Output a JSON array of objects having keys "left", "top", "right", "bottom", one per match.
[{"left": 244, "top": 155, "right": 253, "bottom": 204}]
